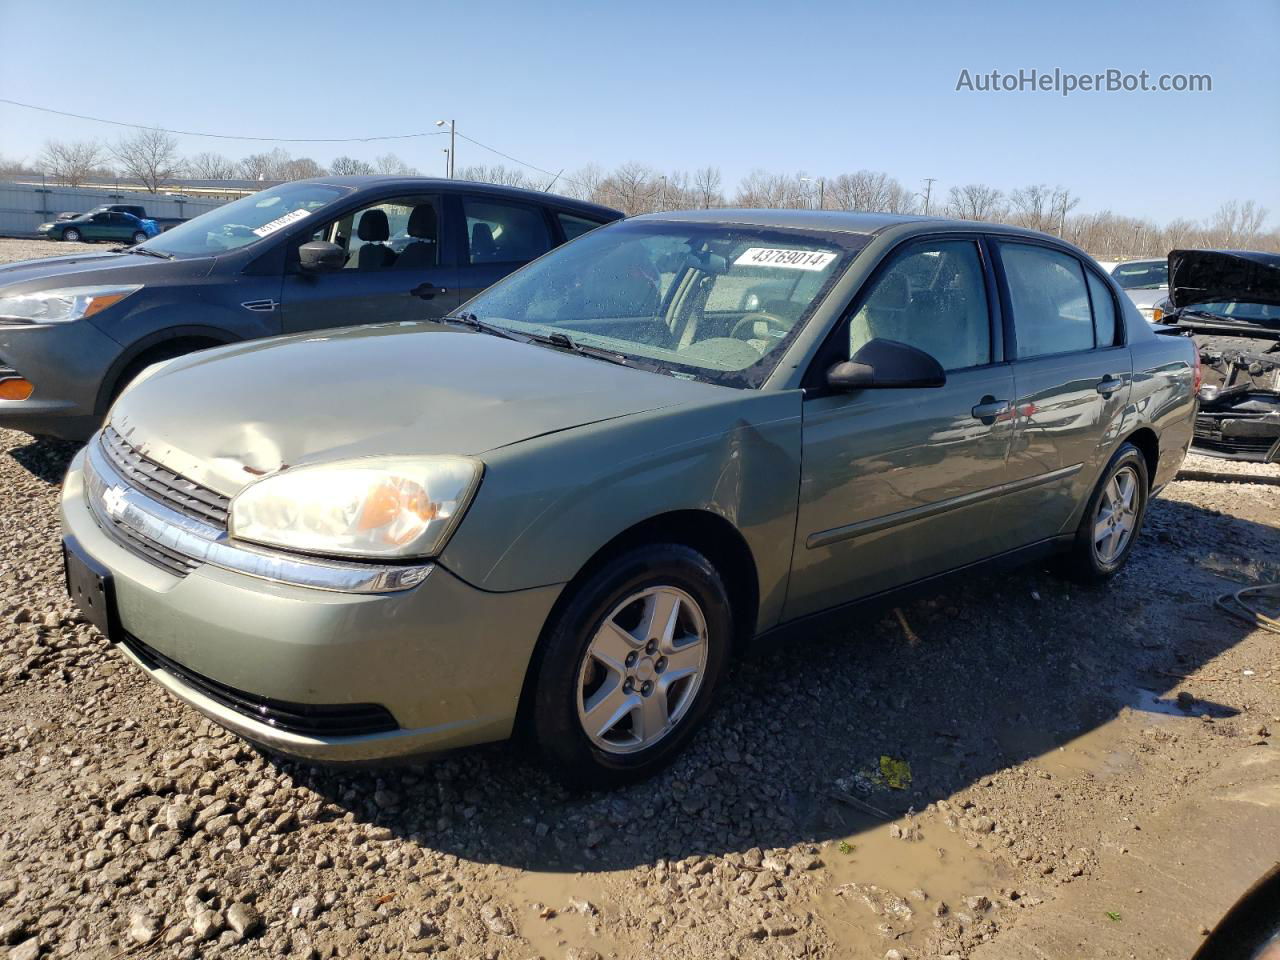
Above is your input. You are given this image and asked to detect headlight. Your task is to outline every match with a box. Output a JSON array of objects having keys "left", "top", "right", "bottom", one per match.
[
  {"left": 230, "top": 457, "right": 482, "bottom": 560},
  {"left": 0, "top": 285, "right": 142, "bottom": 325}
]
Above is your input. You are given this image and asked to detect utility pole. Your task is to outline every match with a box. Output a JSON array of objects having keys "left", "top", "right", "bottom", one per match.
[
  {"left": 922, "top": 178, "right": 936, "bottom": 216},
  {"left": 435, "top": 120, "right": 456, "bottom": 178}
]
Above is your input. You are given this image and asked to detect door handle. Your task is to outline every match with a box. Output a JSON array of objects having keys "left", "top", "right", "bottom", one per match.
[
  {"left": 971, "top": 397, "right": 1012, "bottom": 423},
  {"left": 410, "top": 282, "right": 447, "bottom": 300},
  {"left": 1096, "top": 376, "right": 1125, "bottom": 396}
]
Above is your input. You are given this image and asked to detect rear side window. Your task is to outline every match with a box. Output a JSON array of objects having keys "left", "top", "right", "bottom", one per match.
[
  {"left": 1087, "top": 271, "right": 1117, "bottom": 347},
  {"left": 847, "top": 239, "right": 992, "bottom": 371},
  {"left": 557, "top": 212, "right": 604, "bottom": 241},
  {"left": 1000, "top": 243, "right": 1094, "bottom": 358},
  {"left": 464, "top": 199, "right": 552, "bottom": 265}
]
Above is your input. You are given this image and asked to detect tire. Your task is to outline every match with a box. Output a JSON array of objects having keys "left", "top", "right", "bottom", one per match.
[
  {"left": 62, "top": 228, "right": 81, "bottom": 242},
  {"left": 1058, "top": 442, "right": 1149, "bottom": 583},
  {"left": 132, "top": 232, "right": 148, "bottom": 245},
  {"left": 107, "top": 342, "right": 210, "bottom": 407},
  {"left": 530, "top": 543, "right": 733, "bottom": 788}
]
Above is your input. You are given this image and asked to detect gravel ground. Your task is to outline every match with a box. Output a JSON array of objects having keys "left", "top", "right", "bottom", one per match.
[
  {"left": 0, "top": 237, "right": 102, "bottom": 261},
  {"left": 2, "top": 235, "right": 1279, "bottom": 959}
]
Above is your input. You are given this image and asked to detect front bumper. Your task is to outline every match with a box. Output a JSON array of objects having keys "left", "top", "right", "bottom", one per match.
[
  {"left": 60, "top": 452, "right": 565, "bottom": 761},
  {"left": 0, "top": 321, "right": 123, "bottom": 440},
  {"left": 1192, "top": 407, "right": 1280, "bottom": 463}
]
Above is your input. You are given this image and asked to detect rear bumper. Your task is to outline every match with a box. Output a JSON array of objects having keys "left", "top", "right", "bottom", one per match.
[{"left": 60, "top": 453, "right": 565, "bottom": 761}]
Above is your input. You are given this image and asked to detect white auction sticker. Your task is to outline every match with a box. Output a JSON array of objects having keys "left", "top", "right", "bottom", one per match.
[
  {"left": 252, "top": 208, "right": 312, "bottom": 237},
  {"left": 733, "top": 247, "right": 838, "bottom": 271}
]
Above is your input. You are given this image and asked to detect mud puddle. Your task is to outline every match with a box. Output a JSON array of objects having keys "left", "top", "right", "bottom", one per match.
[
  {"left": 508, "top": 868, "right": 625, "bottom": 958},
  {"left": 814, "top": 808, "right": 1008, "bottom": 957}
]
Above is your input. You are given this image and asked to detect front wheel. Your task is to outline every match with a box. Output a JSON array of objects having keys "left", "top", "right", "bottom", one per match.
[
  {"left": 62, "top": 228, "right": 81, "bottom": 242},
  {"left": 530, "top": 543, "right": 732, "bottom": 788},
  {"left": 132, "top": 231, "right": 148, "bottom": 245},
  {"left": 1058, "top": 443, "right": 1149, "bottom": 583}
]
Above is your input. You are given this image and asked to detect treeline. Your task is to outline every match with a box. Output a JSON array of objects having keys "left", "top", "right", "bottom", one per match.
[{"left": 4, "top": 135, "right": 1276, "bottom": 257}]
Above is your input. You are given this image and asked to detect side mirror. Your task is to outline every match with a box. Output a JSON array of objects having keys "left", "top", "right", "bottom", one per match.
[
  {"left": 298, "top": 240, "right": 345, "bottom": 273},
  {"left": 826, "top": 338, "right": 946, "bottom": 391}
]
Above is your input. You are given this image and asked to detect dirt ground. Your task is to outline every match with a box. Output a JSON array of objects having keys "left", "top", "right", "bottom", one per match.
[{"left": 1, "top": 235, "right": 1279, "bottom": 959}]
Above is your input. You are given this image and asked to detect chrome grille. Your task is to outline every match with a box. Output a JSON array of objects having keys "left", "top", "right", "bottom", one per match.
[{"left": 101, "top": 427, "right": 230, "bottom": 528}]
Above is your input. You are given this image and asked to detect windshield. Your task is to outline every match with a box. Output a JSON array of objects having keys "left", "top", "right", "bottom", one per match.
[
  {"left": 1182, "top": 300, "right": 1280, "bottom": 325},
  {"left": 459, "top": 219, "right": 865, "bottom": 388},
  {"left": 1111, "top": 259, "right": 1168, "bottom": 290},
  {"left": 139, "top": 182, "right": 349, "bottom": 257}
]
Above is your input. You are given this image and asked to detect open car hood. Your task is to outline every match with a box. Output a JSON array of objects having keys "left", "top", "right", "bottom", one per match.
[{"left": 1168, "top": 249, "right": 1280, "bottom": 310}]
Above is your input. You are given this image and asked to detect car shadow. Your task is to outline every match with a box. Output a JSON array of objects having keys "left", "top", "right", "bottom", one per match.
[
  {"left": 261, "top": 492, "right": 1277, "bottom": 873},
  {"left": 5, "top": 433, "right": 80, "bottom": 484}
]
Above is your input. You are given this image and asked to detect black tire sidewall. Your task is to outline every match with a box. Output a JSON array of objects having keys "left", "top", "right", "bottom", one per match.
[
  {"left": 532, "top": 544, "right": 733, "bottom": 788},
  {"left": 1074, "top": 444, "right": 1149, "bottom": 579}
]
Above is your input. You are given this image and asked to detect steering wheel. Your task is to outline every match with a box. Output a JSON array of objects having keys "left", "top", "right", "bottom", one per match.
[{"left": 730, "top": 312, "right": 790, "bottom": 341}]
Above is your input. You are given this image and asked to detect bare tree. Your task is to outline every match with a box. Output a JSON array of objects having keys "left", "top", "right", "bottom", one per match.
[
  {"left": 374, "top": 153, "right": 418, "bottom": 175},
  {"left": 692, "top": 166, "right": 723, "bottom": 208},
  {"left": 1210, "top": 200, "right": 1269, "bottom": 247},
  {"left": 563, "top": 164, "right": 605, "bottom": 203},
  {"left": 329, "top": 155, "right": 376, "bottom": 176},
  {"left": 111, "top": 128, "right": 179, "bottom": 193},
  {"left": 184, "top": 151, "right": 237, "bottom": 179},
  {"left": 37, "top": 139, "right": 106, "bottom": 187},
  {"left": 827, "top": 170, "right": 914, "bottom": 213},
  {"left": 277, "top": 156, "right": 325, "bottom": 180},
  {"left": 945, "top": 183, "right": 1006, "bottom": 222},
  {"left": 0, "top": 154, "right": 29, "bottom": 178},
  {"left": 456, "top": 164, "right": 527, "bottom": 187}
]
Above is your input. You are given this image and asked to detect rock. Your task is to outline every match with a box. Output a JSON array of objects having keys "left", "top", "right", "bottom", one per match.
[
  {"left": 1176, "top": 691, "right": 1196, "bottom": 710},
  {"left": 192, "top": 910, "right": 224, "bottom": 941},
  {"left": 161, "top": 801, "right": 195, "bottom": 832},
  {"left": 8, "top": 938, "right": 40, "bottom": 960},
  {"left": 83, "top": 848, "right": 111, "bottom": 870},
  {"left": 972, "top": 815, "right": 995, "bottom": 833},
  {"left": 479, "top": 905, "right": 514, "bottom": 937},
  {"left": 226, "top": 903, "right": 262, "bottom": 937},
  {"left": 291, "top": 895, "right": 320, "bottom": 921},
  {"left": 127, "top": 909, "right": 159, "bottom": 944},
  {"left": 566, "top": 949, "right": 603, "bottom": 960},
  {"left": 964, "top": 895, "right": 992, "bottom": 912},
  {"left": 885, "top": 951, "right": 905, "bottom": 960},
  {"left": 0, "top": 919, "right": 30, "bottom": 944}
]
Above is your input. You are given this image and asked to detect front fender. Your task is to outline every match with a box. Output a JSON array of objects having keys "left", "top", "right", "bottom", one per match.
[{"left": 439, "top": 390, "right": 804, "bottom": 632}]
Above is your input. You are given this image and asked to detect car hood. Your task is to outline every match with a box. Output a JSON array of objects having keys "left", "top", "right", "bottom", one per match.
[
  {"left": 1169, "top": 249, "right": 1280, "bottom": 310},
  {"left": 1122, "top": 287, "right": 1167, "bottom": 309},
  {"left": 0, "top": 250, "right": 210, "bottom": 290},
  {"left": 109, "top": 322, "right": 727, "bottom": 498}
]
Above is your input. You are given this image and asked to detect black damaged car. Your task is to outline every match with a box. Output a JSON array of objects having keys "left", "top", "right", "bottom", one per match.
[{"left": 1154, "top": 249, "right": 1280, "bottom": 463}]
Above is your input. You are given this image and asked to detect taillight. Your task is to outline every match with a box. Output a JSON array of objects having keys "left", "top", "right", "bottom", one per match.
[{"left": 1191, "top": 343, "right": 1203, "bottom": 395}]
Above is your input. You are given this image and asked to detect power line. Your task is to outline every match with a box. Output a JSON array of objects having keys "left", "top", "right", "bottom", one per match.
[
  {"left": 455, "top": 132, "right": 584, "bottom": 188},
  {"left": 0, "top": 97, "right": 448, "bottom": 143}
]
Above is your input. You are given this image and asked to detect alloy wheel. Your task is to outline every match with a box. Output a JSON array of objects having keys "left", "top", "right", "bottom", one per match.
[
  {"left": 64, "top": 229, "right": 80, "bottom": 242},
  {"left": 576, "top": 585, "right": 708, "bottom": 755},
  {"left": 1093, "top": 464, "right": 1139, "bottom": 565}
]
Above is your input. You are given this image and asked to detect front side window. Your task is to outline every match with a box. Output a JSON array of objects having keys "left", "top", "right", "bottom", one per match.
[
  {"left": 464, "top": 199, "right": 551, "bottom": 265},
  {"left": 460, "top": 219, "right": 866, "bottom": 388},
  {"left": 141, "top": 182, "right": 349, "bottom": 257},
  {"left": 310, "top": 195, "right": 442, "bottom": 271},
  {"left": 1001, "top": 243, "right": 1095, "bottom": 358},
  {"left": 847, "top": 240, "right": 992, "bottom": 371}
]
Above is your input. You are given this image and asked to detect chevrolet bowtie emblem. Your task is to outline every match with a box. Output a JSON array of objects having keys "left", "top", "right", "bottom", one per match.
[{"left": 102, "top": 485, "right": 128, "bottom": 521}]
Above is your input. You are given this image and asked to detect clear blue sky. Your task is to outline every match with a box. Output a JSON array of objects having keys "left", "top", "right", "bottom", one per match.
[{"left": 1, "top": 0, "right": 1276, "bottom": 224}]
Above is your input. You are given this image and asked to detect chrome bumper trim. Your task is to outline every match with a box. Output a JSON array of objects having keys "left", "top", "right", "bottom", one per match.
[{"left": 84, "top": 440, "right": 432, "bottom": 594}]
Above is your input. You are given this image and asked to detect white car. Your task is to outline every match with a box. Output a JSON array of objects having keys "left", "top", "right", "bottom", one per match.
[{"left": 1097, "top": 258, "right": 1168, "bottom": 321}]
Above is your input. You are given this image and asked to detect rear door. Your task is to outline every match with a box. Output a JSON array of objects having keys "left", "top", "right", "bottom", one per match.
[
  {"left": 454, "top": 195, "right": 558, "bottom": 304},
  {"left": 280, "top": 193, "right": 460, "bottom": 333},
  {"left": 84, "top": 213, "right": 113, "bottom": 240},
  {"left": 785, "top": 235, "right": 1016, "bottom": 619},
  {"left": 990, "top": 239, "right": 1132, "bottom": 550}
]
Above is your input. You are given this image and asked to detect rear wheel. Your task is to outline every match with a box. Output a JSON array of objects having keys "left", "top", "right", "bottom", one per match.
[
  {"left": 132, "top": 231, "right": 148, "bottom": 245},
  {"left": 62, "top": 228, "right": 81, "bottom": 242},
  {"left": 530, "top": 543, "right": 732, "bottom": 788},
  {"left": 1059, "top": 443, "right": 1149, "bottom": 582}
]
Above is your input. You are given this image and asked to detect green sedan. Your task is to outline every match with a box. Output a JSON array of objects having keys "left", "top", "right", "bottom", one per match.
[
  {"left": 37, "top": 210, "right": 158, "bottom": 244},
  {"left": 60, "top": 210, "right": 1198, "bottom": 786}
]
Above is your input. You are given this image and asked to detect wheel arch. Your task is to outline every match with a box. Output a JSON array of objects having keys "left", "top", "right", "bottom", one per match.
[
  {"left": 512, "top": 508, "right": 761, "bottom": 736},
  {"left": 95, "top": 327, "right": 237, "bottom": 414},
  {"left": 1121, "top": 426, "right": 1159, "bottom": 488}
]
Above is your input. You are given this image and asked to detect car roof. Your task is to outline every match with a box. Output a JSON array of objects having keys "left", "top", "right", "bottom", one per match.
[{"left": 296, "top": 175, "right": 624, "bottom": 220}]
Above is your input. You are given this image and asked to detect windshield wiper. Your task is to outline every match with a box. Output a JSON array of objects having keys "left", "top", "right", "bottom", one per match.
[
  {"left": 440, "top": 312, "right": 520, "bottom": 341},
  {"left": 118, "top": 246, "right": 173, "bottom": 260},
  {"left": 525, "top": 330, "right": 634, "bottom": 367}
]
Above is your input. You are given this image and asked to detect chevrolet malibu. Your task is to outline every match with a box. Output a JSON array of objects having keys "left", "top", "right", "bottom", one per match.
[{"left": 60, "top": 211, "right": 1199, "bottom": 786}]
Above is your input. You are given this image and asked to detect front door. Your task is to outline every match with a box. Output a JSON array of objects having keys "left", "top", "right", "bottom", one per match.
[
  {"left": 786, "top": 237, "right": 1015, "bottom": 619},
  {"left": 83, "top": 213, "right": 115, "bottom": 240},
  {"left": 991, "top": 240, "right": 1133, "bottom": 550},
  {"left": 280, "top": 193, "right": 460, "bottom": 333}
]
